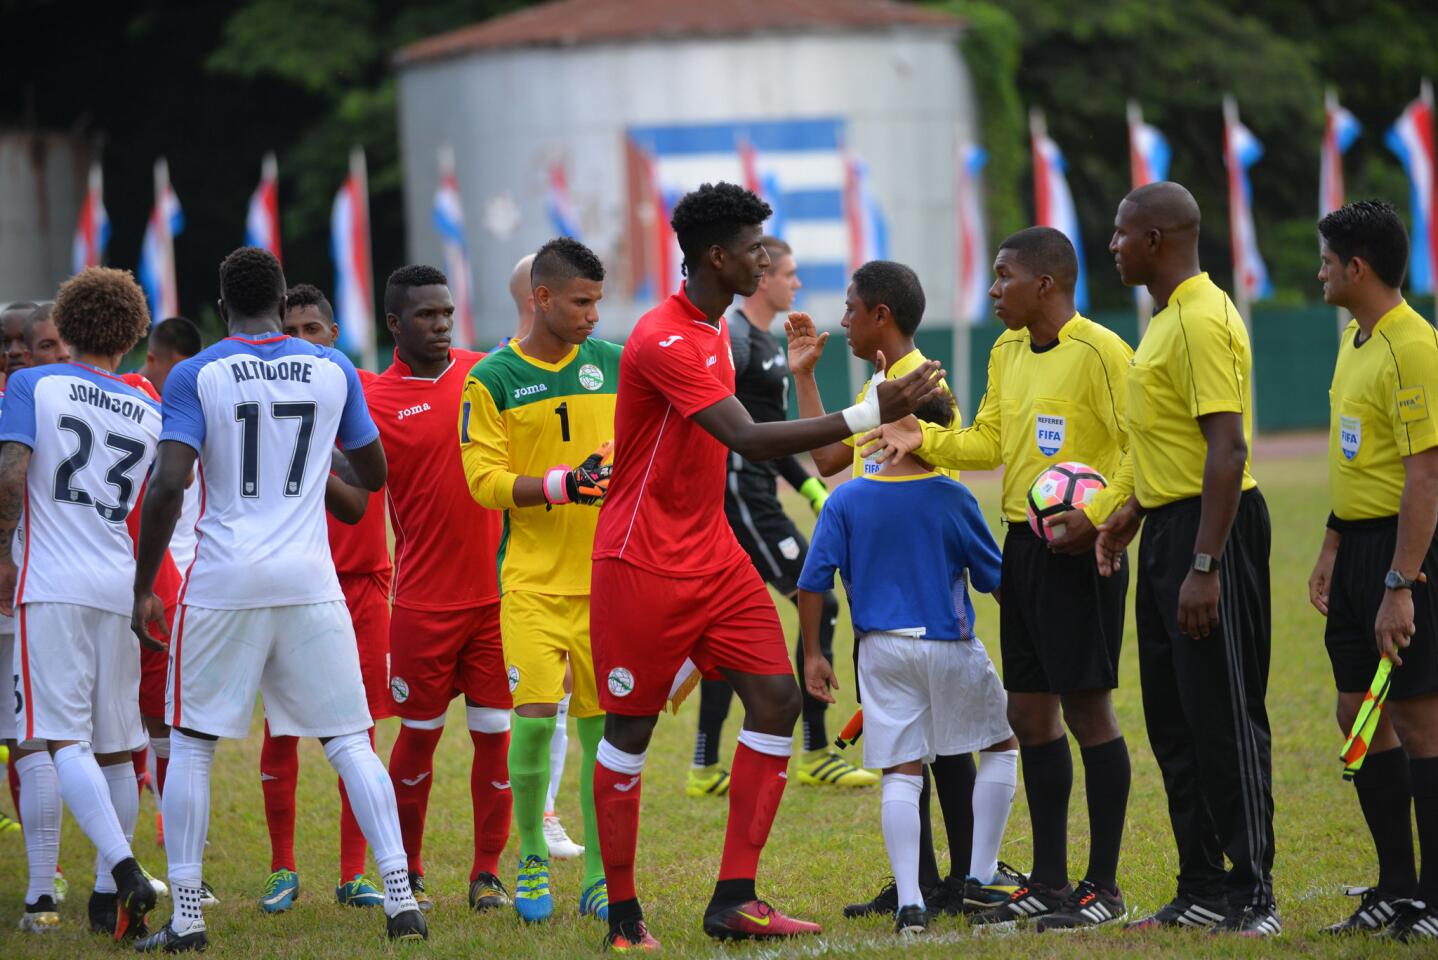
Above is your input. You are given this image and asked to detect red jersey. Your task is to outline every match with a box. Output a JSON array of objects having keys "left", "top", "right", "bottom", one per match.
[
  {"left": 121, "top": 374, "right": 182, "bottom": 603},
  {"left": 327, "top": 368, "right": 391, "bottom": 578},
  {"left": 593, "top": 286, "right": 745, "bottom": 576},
  {"left": 365, "top": 349, "right": 500, "bottom": 610}
]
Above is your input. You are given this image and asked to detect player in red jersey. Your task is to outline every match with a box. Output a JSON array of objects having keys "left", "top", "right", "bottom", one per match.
[
  {"left": 242, "top": 284, "right": 392, "bottom": 912},
  {"left": 364, "top": 265, "right": 512, "bottom": 913},
  {"left": 589, "top": 183, "right": 945, "bottom": 950}
]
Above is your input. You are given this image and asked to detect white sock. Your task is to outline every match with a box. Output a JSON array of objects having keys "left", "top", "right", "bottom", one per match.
[
  {"left": 970, "top": 749, "right": 1018, "bottom": 882},
  {"left": 93, "top": 762, "right": 140, "bottom": 894},
  {"left": 164, "top": 730, "right": 216, "bottom": 933},
  {"left": 882, "top": 772, "right": 925, "bottom": 911},
  {"left": 324, "top": 731, "right": 415, "bottom": 917},
  {"left": 546, "top": 694, "right": 570, "bottom": 815},
  {"left": 53, "top": 743, "right": 132, "bottom": 875},
  {"left": 16, "top": 751, "right": 60, "bottom": 905}
]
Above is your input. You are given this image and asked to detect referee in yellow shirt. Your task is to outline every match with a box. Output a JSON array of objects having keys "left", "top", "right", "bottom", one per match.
[
  {"left": 1095, "top": 181, "right": 1277, "bottom": 936},
  {"left": 1308, "top": 200, "right": 1438, "bottom": 942}
]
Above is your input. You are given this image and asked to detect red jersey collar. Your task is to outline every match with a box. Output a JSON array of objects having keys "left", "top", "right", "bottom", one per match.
[
  {"left": 673, "top": 283, "right": 720, "bottom": 328},
  {"left": 389, "top": 347, "right": 456, "bottom": 381},
  {"left": 225, "top": 333, "right": 288, "bottom": 345}
]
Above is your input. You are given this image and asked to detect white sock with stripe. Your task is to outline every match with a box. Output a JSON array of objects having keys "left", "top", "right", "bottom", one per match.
[
  {"left": 324, "top": 731, "right": 415, "bottom": 916},
  {"left": 164, "top": 730, "right": 215, "bottom": 934},
  {"left": 16, "top": 751, "right": 60, "bottom": 905},
  {"left": 970, "top": 749, "right": 1018, "bottom": 883},
  {"left": 881, "top": 772, "right": 925, "bottom": 911},
  {"left": 93, "top": 761, "right": 140, "bottom": 894},
  {"left": 53, "top": 744, "right": 132, "bottom": 876}
]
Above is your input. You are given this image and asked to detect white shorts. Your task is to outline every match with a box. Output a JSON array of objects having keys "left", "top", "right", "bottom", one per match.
[
  {"left": 14, "top": 603, "right": 145, "bottom": 753},
  {"left": 859, "top": 632, "right": 1013, "bottom": 769},
  {"left": 168, "top": 601, "right": 372, "bottom": 740}
]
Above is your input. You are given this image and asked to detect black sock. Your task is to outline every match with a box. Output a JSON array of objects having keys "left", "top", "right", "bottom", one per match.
[
  {"left": 1080, "top": 736, "right": 1130, "bottom": 892},
  {"left": 707, "top": 877, "right": 756, "bottom": 914},
  {"left": 1021, "top": 735, "right": 1072, "bottom": 889},
  {"left": 931, "top": 753, "right": 977, "bottom": 881},
  {"left": 608, "top": 897, "right": 643, "bottom": 935},
  {"left": 801, "top": 709, "right": 827, "bottom": 754},
  {"left": 694, "top": 679, "right": 732, "bottom": 768},
  {"left": 1408, "top": 755, "right": 1438, "bottom": 903},
  {"left": 918, "top": 766, "right": 942, "bottom": 890},
  {"left": 1353, "top": 746, "right": 1417, "bottom": 896}
]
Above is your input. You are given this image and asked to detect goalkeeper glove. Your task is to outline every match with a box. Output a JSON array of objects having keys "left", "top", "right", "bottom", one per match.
[
  {"left": 543, "top": 441, "right": 613, "bottom": 506},
  {"left": 799, "top": 476, "right": 828, "bottom": 515}
]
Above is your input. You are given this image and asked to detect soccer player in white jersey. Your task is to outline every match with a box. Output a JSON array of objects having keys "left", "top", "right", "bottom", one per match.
[
  {"left": 129, "top": 247, "right": 426, "bottom": 950},
  {"left": 0, "top": 267, "right": 162, "bottom": 939}
]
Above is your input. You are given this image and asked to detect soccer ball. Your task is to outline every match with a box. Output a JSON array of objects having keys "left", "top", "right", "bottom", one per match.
[{"left": 1026, "top": 461, "right": 1107, "bottom": 541}]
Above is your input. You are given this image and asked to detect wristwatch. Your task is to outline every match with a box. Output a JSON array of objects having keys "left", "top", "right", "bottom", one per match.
[
  {"left": 1191, "top": 553, "right": 1217, "bottom": 574},
  {"left": 1385, "top": 569, "right": 1421, "bottom": 591}
]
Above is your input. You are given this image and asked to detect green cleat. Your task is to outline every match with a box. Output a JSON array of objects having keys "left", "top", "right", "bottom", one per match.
[
  {"left": 795, "top": 749, "right": 879, "bottom": 787},
  {"left": 513, "top": 855, "right": 554, "bottom": 924},
  {"left": 335, "top": 874, "right": 384, "bottom": 908},
  {"left": 686, "top": 764, "right": 731, "bottom": 798},
  {"left": 258, "top": 869, "right": 299, "bottom": 914}
]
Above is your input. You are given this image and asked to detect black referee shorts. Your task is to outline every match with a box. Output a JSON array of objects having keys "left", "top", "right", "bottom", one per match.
[
  {"left": 724, "top": 468, "right": 806, "bottom": 596},
  {"left": 1325, "top": 515, "right": 1438, "bottom": 700},
  {"left": 999, "top": 522, "right": 1127, "bottom": 694}
]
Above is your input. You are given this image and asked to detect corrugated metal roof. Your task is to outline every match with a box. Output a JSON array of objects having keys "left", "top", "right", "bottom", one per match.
[{"left": 395, "top": 0, "right": 962, "bottom": 65}]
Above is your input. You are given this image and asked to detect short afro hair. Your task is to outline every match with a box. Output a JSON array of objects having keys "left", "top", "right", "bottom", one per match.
[
  {"left": 151, "top": 315, "right": 202, "bottom": 359},
  {"left": 219, "top": 247, "right": 286, "bottom": 318},
  {"left": 914, "top": 387, "right": 956, "bottom": 430},
  {"left": 384, "top": 264, "right": 448, "bottom": 318},
  {"left": 998, "top": 226, "right": 1078, "bottom": 291},
  {"left": 286, "top": 283, "right": 335, "bottom": 324},
  {"left": 53, "top": 267, "right": 151, "bottom": 357},
  {"left": 1319, "top": 199, "right": 1409, "bottom": 289},
  {"left": 851, "top": 260, "right": 926, "bottom": 336},
  {"left": 532, "top": 237, "right": 605, "bottom": 291},
  {"left": 669, "top": 182, "right": 771, "bottom": 277}
]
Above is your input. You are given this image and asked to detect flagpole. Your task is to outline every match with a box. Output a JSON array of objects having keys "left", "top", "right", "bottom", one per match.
[
  {"left": 154, "top": 157, "right": 177, "bottom": 319},
  {"left": 88, "top": 161, "right": 104, "bottom": 267},
  {"left": 1127, "top": 99, "right": 1155, "bottom": 336},
  {"left": 1424, "top": 77, "right": 1436, "bottom": 324},
  {"left": 1222, "top": 96, "right": 1252, "bottom": 332},
  {"left": 1325, "top": 88, "right": 1350, "bottom": 339},
  {"left": 350, "top": 146, "right": 377, "bottom": 372}
]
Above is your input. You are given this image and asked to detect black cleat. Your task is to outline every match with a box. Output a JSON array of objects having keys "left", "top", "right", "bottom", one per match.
[
  {"left": 894, "top": 904, "right": 929, "bottom": 936},
  {"left": 408, "top": 872, "right": 433, "bottom": 913},
  {"left": 923, "top": 876, "right": 967, "bottom": 917},
  {"left": 89, "top": 890, "right": 119, "bottom": 935},
  {"left": 468, "top": 872, "right": 510, "bottom": 911},
  {"left": 113, "top": 858, "right": 159, "bottom": 942},
  {"left": 1322, "top": 886, "right": 1408, "bottom": 935},
  {"left": 843, "top": 877, "right": 898, "bottom": 918},
  {"left": 1381, "top": 900, "right": 1438, "bottom": 942},
  {"left": 386, "top": 907, "right": 429, "bottom": 941},
  {"left": 1035, "top": 879, "right": 1127, "bottom": 931},
  {"left": 1212, "top": 904, "right": 1281, "bottom": 937},
  {"left": 133, "top": 919, "right": 208, "bottom": 953},
  {"left": 1124, "top": 894, "right": 1228, "bottom": 931},
  {"left": 970, "top": 880, "right": 1071, "bottom": 928}
]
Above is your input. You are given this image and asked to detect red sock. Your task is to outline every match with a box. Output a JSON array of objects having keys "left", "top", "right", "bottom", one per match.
[
  {"left": 132, "top": 749, "right": 149, "bottom": 797},
  {"left": 260, "top": 724, "right": 300, "bottom": 873},
  {"left": 7, "top": 755, "right": 19, "bottom": 817},
  {"left": 718, "top": 741, "right": 790, "bottom": 881},
  {"left": 593, "top": 760, "right": 643, "bottom": 903},
  {"left": 469, "top": 729, "right": 511, "bottom": 880},
  {"left": 389, "top": 724, "right": 444, "bottom": 875},
  {"left": 337, "top": 728, "right": 374, "bottom": 880},
  {"left": 155, "top": 754, "right": 168, "bottom": 796}
]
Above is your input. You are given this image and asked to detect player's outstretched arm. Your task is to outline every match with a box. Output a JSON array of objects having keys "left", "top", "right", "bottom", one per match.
[
  {"left": 0, "top": 441, "right": 32, "bottom": 617},
  {"left": 786, "top": 312, "right": 850, "bottom": 477},
  {"left": 133, "top": 440, "right": 198, "bottom": 650}
]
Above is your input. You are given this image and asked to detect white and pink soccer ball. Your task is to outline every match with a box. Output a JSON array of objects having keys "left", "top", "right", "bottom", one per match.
[{"left": 1026, "top": 461, "right": 1108, "bottom": 541}]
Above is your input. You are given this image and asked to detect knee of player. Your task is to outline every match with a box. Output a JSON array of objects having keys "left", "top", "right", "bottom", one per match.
[
  {"left": 467, "top": 705, "right": 512, "bottom": 735},
  {"left": 757, "top": 679, "right": 802, "bottom": 729},
  {"left": 1060, "top": 693, "right": 1120, "bottom": 744}
]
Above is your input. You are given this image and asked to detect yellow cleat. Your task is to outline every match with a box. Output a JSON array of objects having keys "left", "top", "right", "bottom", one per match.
[
  {"left": 0, "top": 811, "right": 20, "bottom": 836},
  {"left": 796, "top": 750, "right": 880, "bottom": 787},
  {"left": 686, "top": 764, "right": 731, "bottom": 798}
]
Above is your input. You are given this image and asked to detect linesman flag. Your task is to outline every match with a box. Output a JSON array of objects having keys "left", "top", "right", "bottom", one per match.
[
  {"left": 1341, "top": 659, "right": 1394, "bottom": 780},
  {"left": 245, "top": 152, "right": 281, "bottom": 262},
  {"left": 138, "top": 158, "right": 184, "bottom": 322},
  {"left": 1385, "top": 80, "right": 1437, "bottom": 295},
  {"left": 433, "top": 146, "right": 476, "bottom": 349},
  {"left": 331, "top": 147, "right": 377, "bottom": 370},
  {"left": 1223, "top": 96, "right": 1272, "bottom": 306},
  {"left": 72, "top": 161, "right": 110, "bottom": 274},
  {"left": 1321, "top": 91, "right": 1361, "bottom": 218},
  {"left": 1030, "top": 109, "right": 1089, "bottom": 313}
]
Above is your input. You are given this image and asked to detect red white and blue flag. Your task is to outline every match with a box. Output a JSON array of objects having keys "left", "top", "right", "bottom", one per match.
[
  {"left": 330, "top": 148, "right": 375, "bottom": 366},
  {"left": 844, "top": 150, "right": 889, "bottom": 272},
  {"left": 1128, "top": 102, "right": 1171, "bottom": 189},
  {"left": 138, "top": 158, "right": 184, "bottom": 321},
  {"left": 433, "top": 148, "right": 476, "bottom": 349},
  {"left": 1321, "top": 92, "right": 1361, "bottom": 218},
  {"left": 1031, "top": 110, "right": 1088, "bottom": 313},
  {"left": 71, "top": 162, "right": 110, "bottom": 274},
  {"left": 547, "top": 160, "right": 581, "bottom": 239},
  {"left": 1385, "top": 81, "right": 1437, "bottom": 294},
  {"left": 739, "top": 137, "right": 784, "bottom": 238},
  {"left": 1224, "top": 97, "right": 1272, "bottom": 303},
  {"left": 244, "top": 152, "right": 281, "bottom": 261},
  {"left": 954, "top": 140, "right": 988, "bottom": 324}
]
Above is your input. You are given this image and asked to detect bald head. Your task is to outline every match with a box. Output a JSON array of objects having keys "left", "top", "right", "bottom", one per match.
[
  {"left": 510, "top": 254, "right": 536, "bottom": 340},
  {"left": 1111, "top": 180, "right": 1203, "bottom": 289},
  {"left": 1121, "top": 181, "right": 1200, "bottom": 236}
]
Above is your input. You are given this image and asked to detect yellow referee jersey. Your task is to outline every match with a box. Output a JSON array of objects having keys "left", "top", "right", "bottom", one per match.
[
  {"left": 1329, "top": 300, "right": 1438, "bottom": 521},
  {"left": 460, "top": 338, "right": 621, "bottom": 595},
  {"left": 1124, "top": 272, "right": 1257, "bottom": 509},
  {"left": 844, "top": 347, "right": 961, "bottom": 479},
  {"left": 914, "top": 314, "right": 1132, "bottom": 525}
]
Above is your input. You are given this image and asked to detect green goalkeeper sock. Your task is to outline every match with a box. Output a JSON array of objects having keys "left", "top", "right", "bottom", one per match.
[
  {"left": 576, "top": 714, "right": 606, "bottom": 887},
  {"left": 509, "top": 713, "right": 556, "bottom": 860}
]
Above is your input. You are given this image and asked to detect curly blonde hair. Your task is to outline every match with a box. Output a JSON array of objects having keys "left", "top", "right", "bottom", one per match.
[{"left": 53, "top": 267, "right": 151, "bottom": 357}]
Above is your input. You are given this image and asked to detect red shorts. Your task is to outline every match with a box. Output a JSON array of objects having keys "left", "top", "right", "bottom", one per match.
[
  {"left": 139, "top": 598, "right": 177, "bottom": 719},
  {"left": 388, "top": 600, "right": 509, "bottom": 719},
  {"left": 341, "top": 571, "right": 393, "bottom": 721},
  {"left": 591, "top": 557, "right": 791, "bottom": 716}
]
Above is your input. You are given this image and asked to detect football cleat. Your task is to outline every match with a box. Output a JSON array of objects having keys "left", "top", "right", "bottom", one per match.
[
  {"left": 843, "top": 877, "right": 899, "bottom": 918},
  {"left": 1382, "top": 900, "right": 1438, "bottom": 942},
  {"left": 133, "top": 919, "right": 208, "bottom": 953},
  {"left": 606, "top": 920, "right": 660, "bottom": 952},
  {"left": 924, "top": 875, "right": 967, "bottom": 917},
  {"left": 795, "top": 749, "right": 879, "bottom": 787},
  {"left": 1124, "top": 894, "right": 1228, "bottom": 930},
  {"left": 1212, "top": 904, "right": 1281, "bottom": 937},
  {"left": 142, "top": 864, "right": 169, "bottom": 898},
  {"left": 113, "top": 858, "right": 159, "bottom": 942},
  {"left": 468, "top": 872, "right": 510, "bottom": 911},
  {"left": 53, "top": 870, "right": 68, "bottom": 903},
  {"left": 198, "top": 881, "right": 219, "bottom": 907},
  {"left": 258, "top": 869, "right": 299, "bottom": 914},
  {"left": 1035, "top": 879, "right": 1126, "bottom": 931},
  {"left": 580, "top": 878, "right": 609, "bottom": 920},
  {"left": 702, "top": 899, "right": 821, "bottom": 940},
  {"left": 386, "top": 907, "right": 429, "bottom": 941},
  {"left": 514, "top": 855, "right": 554, "bottom": 923},
  {"left": 19, "top": 895, "right": 60, "bottom": 933},
  {"left": 970, "top": 880, "right": 1071, "bottom": 928},
  {"left": 544, "top": 813, "right": 584, "bottom": 859},
  {"left": 686, "top": 764, "right": 731, "bottom": 798},
  {"left": 89, "top": 891, "right": 118, "bottom": 935},
  {"left": 409, "top": 872, "right": 433, "bottom": 913},
  {"left": 0, "top": 810, "right": 20, "bottom": 835},
  {"left": 1323, "top": 885, "right": 1407, "bottom": 934},
  {"left": 335, "top": 874, "right": 384, "bottom": 908},
  {"left": 894, "top": 904, "right": 929, "bottom": 936},
  {"left": 964, "top": 862, "right": 1026, "bottom": 912}
]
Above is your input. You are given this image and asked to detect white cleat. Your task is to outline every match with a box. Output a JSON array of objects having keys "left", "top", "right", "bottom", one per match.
[
  {"left": 142, "top": 865, "right": 169, "bottom": 898},
  {"left": 543, "top": 814, "right": 584, "bottom": 859}
]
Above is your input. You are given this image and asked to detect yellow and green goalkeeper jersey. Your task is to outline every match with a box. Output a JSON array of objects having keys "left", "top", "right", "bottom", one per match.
[{"left": 461, "top": 338, "right": 621, "bottom": 595}]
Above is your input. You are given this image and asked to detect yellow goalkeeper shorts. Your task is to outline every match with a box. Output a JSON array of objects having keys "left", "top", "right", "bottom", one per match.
[{"left": 499, "top": 591, "right": 602, "bottom": 718}]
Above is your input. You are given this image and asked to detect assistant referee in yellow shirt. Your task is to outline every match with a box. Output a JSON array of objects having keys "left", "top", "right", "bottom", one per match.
[
  {"left": 1095, "top": 181, "right": 1277, "bottom": 936},
  {"left": 1308, "top": 200, "right": 1438, "bottom": 942}
]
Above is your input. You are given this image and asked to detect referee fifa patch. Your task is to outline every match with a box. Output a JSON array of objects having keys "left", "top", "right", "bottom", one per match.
[
  {"left": 1397, "top": 386, "right": 1430, "bottom": 424},
  {"left": 1340, "top": 416, "right": 1361, "bottom": 461},
  {"left": 1035, "top": 414, "right": 1066, "bottom": 457}
]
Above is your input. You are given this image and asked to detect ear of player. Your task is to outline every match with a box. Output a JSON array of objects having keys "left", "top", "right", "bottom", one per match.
[{"left": 543, "top": 440, "right": 614, "bottom": 506}]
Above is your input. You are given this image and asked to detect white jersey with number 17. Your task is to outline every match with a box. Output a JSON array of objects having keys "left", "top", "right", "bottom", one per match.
[{"left": 160, "top": 335, "right": 379, "bottom": 610}]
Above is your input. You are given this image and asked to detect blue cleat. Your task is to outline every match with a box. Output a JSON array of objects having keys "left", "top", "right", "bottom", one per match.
[
  {"left": 513, "top": 855, "right": 554, "bottom": 924},
  {"left": 579, "top": 878, "right": 609, "bottom": 920},
  {"left": 335, "top": 874, "right": 384, "bottom": 908},
  {"left": 258, "top": 869, "right": 299, "bottom": 914}
]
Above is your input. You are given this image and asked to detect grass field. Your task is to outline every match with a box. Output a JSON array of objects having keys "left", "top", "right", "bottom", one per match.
[{"left": 1, "top": 446, "right": 1415, "bottom": 957}]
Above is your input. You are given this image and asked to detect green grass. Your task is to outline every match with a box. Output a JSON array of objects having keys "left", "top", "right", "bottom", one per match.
[{"left": 1, "top": 451, "right": 1412, "bottom": 957}]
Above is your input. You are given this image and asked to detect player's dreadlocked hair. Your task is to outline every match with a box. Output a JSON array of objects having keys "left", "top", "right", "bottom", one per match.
[
  {"left": 532, "top": 236, "right": 605, "bottom": 289},
  {"left": 670, "top": 182, "right": 772, "bottom": 278},
  {"left": 219, "top": 247, "right": 287, "bottom": 318},
  {"left": 286, "top": 283, "right": 335, "bottom": 324},
  {"left": 1319, "top": 199, "right": 1409, "bottom": 290},
  {"left": 384, "top": 264, "right": 448, "bottom": 318},
  {"left": 53, "top": 267, "right": 151, "bottom": 357}
]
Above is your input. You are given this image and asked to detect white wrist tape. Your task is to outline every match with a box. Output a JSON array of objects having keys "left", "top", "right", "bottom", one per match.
[
  {"left": 543, "top": 466, "right": 571, "bottom": 504},
  {"left": 840, "top": 374, "right": 884, "bottom": 434}
]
